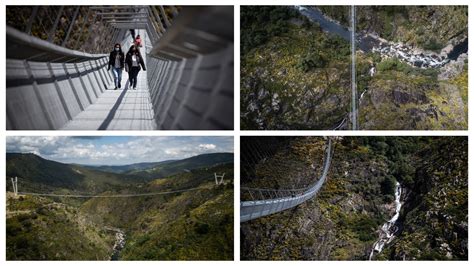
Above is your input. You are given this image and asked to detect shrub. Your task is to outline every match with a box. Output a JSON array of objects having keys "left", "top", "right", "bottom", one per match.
[
  {"left": 297, "top": 52, "right": 327, "bottom": 72},
  {"left": 381, "top": 176, "right": 396, "bottom": 195},
  {"left": 194, "top": 223, "right": 210, "bottom": 235}
]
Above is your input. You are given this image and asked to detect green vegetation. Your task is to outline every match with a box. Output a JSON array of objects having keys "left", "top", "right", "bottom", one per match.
[
  {"left": 6, "top": 195, "right": 113, "bottom": 260},
  {"left": 352, "top": 6, "right": 468, "bottom": 130},
  {"left": 355, "top": 6, "right": 468, "bottom": 50},
  {"left": 378, "top": 137, "right": 468, "bottom": 260},
  {"left": 358, "top": 52, "right": 466, "bottom": 130},
  {"left": 241, "top": 137, "right": 467, "bottom": 260},
  {"left": 6, "top": 6, "right": 178, "bottom": 53},
  {"left": 240, "top": 6, "right": 298, "bottom": 55},
  {"left": 376, "top": 58, "right": 438, "bottom": 79},
  {"left": 6, "top": 154, "right": 234, "bottom": 260},
  {"left": 241, "top": 6, "right": 350, "bottom": 130}
]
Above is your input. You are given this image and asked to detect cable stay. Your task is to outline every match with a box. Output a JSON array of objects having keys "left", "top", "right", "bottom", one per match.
[
  {"left": 10, "top": 174, "right": 225, "bottom": 198},
  {"left": 17, "top": 187, "right": 204, "bottom": 198}
]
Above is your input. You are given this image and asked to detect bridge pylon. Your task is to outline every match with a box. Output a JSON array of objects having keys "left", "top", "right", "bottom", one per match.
[
  {"left": 214, "top": 173, "right": 225, "bottom": 185},
  {"left": 11, "top": 176, "right": 18, "bottom": 196}
]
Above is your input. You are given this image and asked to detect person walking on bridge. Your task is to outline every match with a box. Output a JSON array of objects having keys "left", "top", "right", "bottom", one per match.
[
  {"left": 107, "top": 43, "right": 125, "bottom": 90},
  {"left": 134, "top": 35, "right": 143, "bottom": 48},
  {"left": 125, "top": 45, "right": 146, "bottom": 90}
]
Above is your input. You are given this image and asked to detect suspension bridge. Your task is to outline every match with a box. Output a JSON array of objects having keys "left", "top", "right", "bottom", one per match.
[
  {"left": 6, "top": 6, "right": 234, "bottom": 130},
  {"left": 240, "top": 138, "right": 333, "bottom": 222},
  {"left": 8, "top": 172, "right": 227, "bottom": 198}
]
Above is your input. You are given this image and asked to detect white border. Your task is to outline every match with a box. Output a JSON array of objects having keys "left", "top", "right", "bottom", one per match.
[{"left": 1, "top": 0, "right": 472, "bottom": 265}]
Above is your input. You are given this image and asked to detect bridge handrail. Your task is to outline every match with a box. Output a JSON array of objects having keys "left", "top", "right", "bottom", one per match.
[
  {"left": 240, "top": 138, "right": 333, "bottom": 222},
  {"left": 7, "top": 26, "right": 108, "bottom": 63},
  {"left": 148, "top": 6, "right": 233, "bottom": 61}
]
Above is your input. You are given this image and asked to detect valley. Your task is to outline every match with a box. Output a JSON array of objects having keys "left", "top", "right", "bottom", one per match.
[
  {"left": 6, "top": 152, "right": 234, "bottom": 260},
  {"left": 240, "top": 137, "right": 467, "bottom": 260},
  {"left": 240, "top": 6, "right": 468, "bottom": 130}
]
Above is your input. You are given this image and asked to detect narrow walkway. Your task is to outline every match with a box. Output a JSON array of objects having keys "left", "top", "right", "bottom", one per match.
[{"left": 62, "top": 31, "right": 156, "bottom": 130}]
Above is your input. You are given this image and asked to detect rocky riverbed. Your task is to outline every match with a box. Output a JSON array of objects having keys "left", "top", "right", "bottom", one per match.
[{"left": 108, "top": 228, "right": 126, "bottom": 260}]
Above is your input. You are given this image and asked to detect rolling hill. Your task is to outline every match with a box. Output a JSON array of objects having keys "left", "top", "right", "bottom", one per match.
[
  {"left": 6, "top": 152, "right": 234, "bottom": 260},
  {"left": 6, "top": 152, "right": 234, "bottom": 194}
]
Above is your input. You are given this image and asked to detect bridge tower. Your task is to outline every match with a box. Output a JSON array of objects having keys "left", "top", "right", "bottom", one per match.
[
  {"left": 11, "top": 176, "right": 18, "bottom": 196},
  {"left": 214, "top": 173, "right": 225, "bottom": 185}
]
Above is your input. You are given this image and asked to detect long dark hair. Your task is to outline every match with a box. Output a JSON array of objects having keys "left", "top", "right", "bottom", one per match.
[
  {"left": 128, "top": 45, "right": 140, "bottom": 56},
  {"left": 113, "top": 43, "right": 122, "bottom": 53}
]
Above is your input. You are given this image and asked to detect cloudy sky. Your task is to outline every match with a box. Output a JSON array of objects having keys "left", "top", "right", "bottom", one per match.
[{"left": 6, "top": 136, "right": 233, "bottom": 165}]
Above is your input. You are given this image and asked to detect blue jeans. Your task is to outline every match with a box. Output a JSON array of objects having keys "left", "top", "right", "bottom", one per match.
[{"left": 112, "top": 67, "right": 122, "bottom": 88}]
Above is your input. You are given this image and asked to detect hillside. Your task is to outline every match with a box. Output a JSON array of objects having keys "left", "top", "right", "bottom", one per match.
[
  {"left": 6, "top": 193, "right": 114, "bottom": 260},
  {"left": 6, "top": 152, "right": 233, "bottom": 194},
  {"left": 240, "top": 6, "right": 468, "bottom": 130},
  {"left": 6, "top": 154, "right": 234, "bottom": 260},
  {"left": 241, "top": 137, "right": 467, "bottom": 260},
  {"left": 82, "top": 160, "right": 177, "bottom": 174},
  {"left": 241, "top": 6, "right": 350, "bottom": 129},
  {"left": 6, "top": 153, "right": 150, "bottom": 195},
  {"left": 80, "top": 163, "right": 234, "bottom": 260},
  {"left": 124, "top": 152, "right": 234, "bottom": 178}
]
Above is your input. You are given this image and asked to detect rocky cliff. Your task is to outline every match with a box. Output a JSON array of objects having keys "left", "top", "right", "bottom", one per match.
[{"left": 241, "top": 137, "right": 467, "bottom": 260}]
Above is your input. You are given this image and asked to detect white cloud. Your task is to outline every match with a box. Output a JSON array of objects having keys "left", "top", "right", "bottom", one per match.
[
  {"left": 6, "top": 136, "right": 233, "bottom": 165},
  {"left": 199, "top": 144, "right": 216, "bottom": 150}
]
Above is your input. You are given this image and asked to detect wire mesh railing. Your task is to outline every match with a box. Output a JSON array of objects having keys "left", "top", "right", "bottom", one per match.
[
  {"left": 6, "top": 5, "right": 179, "bottom": 55},
  {"left": 240, "top": 137, "right": 334, "bottom": 222},
  {"left": 240, "top": 137, "right": 331, "bottom": 202}
]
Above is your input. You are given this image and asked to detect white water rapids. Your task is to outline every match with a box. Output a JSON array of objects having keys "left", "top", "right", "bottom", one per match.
[
  {"left": 369, "top": 181, "right": 402, "bottom": 260},
  {"left": 110, "top": 228, "right": 126, "bottom": 260}
]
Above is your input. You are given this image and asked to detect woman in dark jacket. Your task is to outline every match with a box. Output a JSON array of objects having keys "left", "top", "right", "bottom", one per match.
[
  {"left": 125, "top": 45, "right": 146, "bottom": 89},
  {"left": 107, "top": 43, "right": 125, "bottom": 90}
]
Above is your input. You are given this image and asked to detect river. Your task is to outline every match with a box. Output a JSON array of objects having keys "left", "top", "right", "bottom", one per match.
[
  {"left": 295, "top": 6, "right": 468, "bottom": 69},
  {"left": 369, "top": 181, "right": 402, "bottom": 260},
  {"left": 110, "top": 229, "right": 126, "bottom": 260}
]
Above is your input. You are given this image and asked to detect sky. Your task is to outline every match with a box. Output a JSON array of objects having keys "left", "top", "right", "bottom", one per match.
[{"left": 6, "top": 136, "right": 234, "bottom": 165}]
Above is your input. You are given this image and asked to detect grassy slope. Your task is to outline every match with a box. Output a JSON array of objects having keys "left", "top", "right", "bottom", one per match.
[
  {"left": 125, "top": 153, "right": 234, "bottom": 178},
  {"left": 80, "top": 163, "right": 234, "bottom": 260},
  {"left": 6, "top": 153, "right": 149, "bottom": 194},
  {"left": 241, "top": 7, "right": 350, "bottom": 130},
  {"left": 6, "top": 194, "right": 113, "bottom": 260},
  {"left": 358, "top": 55, "right": 467, "bottom": 130}
]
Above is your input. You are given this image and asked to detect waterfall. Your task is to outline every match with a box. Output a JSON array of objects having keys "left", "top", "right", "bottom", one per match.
[{"left": 369, "top": 182, "right": 402, "bottom": 260}]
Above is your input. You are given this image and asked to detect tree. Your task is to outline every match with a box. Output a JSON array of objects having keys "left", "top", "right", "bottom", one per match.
[{"left": 381, "top": 175, "right": 396, "bottom": 196}]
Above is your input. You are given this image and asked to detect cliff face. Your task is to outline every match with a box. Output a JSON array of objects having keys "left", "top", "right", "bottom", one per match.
[
  {"left": 356, "top": 6, "right": 468, "bottom": 51},
  {"left": 358, "top": 63, "right": 467, "bottom": 130},
  {"left": 240, "top": 137, "right": 467, "bottom": 260},
  {"left": 355, "top": 6, "right": 468, "bottom": 130},
  {"left": 377, "top": 137, "right": 468, "bottom": 260},
  {"left": 240, "top": 6, "right": 467, "bottom": 130},
  {"left": 240, "top": 7, "right": 350, "bottom": 130}
]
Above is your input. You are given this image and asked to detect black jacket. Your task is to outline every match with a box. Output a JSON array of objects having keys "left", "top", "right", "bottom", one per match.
[
  {"left": 108, "top": 50, "right": 125, "bottom": 69},
  {"left": 125, "top": 52, "right": 146, "bottom": 71}
]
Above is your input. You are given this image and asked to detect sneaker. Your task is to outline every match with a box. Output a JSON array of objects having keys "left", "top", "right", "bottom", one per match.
[{"left": 114, "top": 87, "right": 117, "bottom": 90}]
